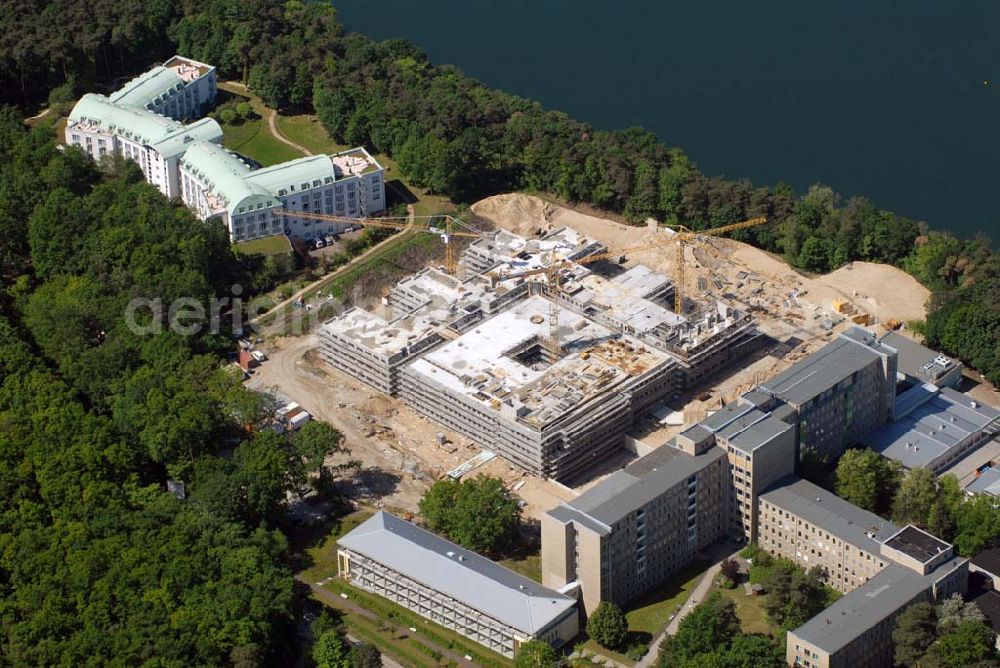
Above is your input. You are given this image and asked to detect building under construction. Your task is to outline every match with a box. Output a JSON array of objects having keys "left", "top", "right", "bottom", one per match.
[{"left": 319, "top": 226, "right": 765, "bottom": 481}]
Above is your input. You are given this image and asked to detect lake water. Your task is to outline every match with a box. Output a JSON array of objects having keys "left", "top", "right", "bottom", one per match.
[{"left": 335, "top": 0, "right": 1000, "bottom": 243}]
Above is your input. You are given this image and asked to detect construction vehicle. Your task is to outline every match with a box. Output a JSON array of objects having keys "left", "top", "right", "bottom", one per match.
[
  {"left": 491, "top": 217, "right": 768, "bottom": 352},
  {"left": 275, "top": 209, "right": 487, "bottom": 275}
]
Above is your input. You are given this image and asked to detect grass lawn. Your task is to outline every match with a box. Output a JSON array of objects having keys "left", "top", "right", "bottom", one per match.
[
  {"left": 221, "top": 116, "right": 303, "bottom": 166},
  {"left": 235, "top": 234, "right": 293, "bottom": 256},
  {"left": 716, "top": 587, "right": 778, "bottom": 636},
  {"left": 298, "top": 509, "right": 373, "bottom": 583},
  {"left": 324, "top": 578, "right": 511, "bottom": 668},
  {"left": 626, "top": 560, "right": 710, "bottom": 636},
  {"left": 312, "top": 231, "right": 437, "bottom": 302},
  {"left": 581, "top": 560, "right": 709, "bottom": 665},
  {"left": 274, "top": 113, "right": 347, "bottom": 155},
  {"left": 497, "top": 552, "right": 542, "bottom": 583},
  {"left": 343, "top": 613, "right": 440, "bottom": 668}
]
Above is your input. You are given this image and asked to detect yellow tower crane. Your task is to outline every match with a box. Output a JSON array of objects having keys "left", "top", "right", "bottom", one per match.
[
  {"left": 275, "top": 210, "right": 486, "bottom": 275},
  {"left": 665, "top": 217, "right": 768, "bottom": 313}
]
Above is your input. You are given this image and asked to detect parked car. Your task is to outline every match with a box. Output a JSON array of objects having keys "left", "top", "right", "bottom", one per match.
[{"left": 313, "top": 239, "right": 325, "bottom": 249}]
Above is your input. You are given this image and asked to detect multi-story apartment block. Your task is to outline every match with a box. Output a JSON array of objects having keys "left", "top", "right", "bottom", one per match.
[
  {"left": 691, "top": 394, "right": 797, "bottom": 541},
  {"left": 541, "top": 437, "right": 728, "bottom": 615},
  {"left": 759, "top": 327, "right": 898, "bottom": 459},
  {"left": 758, "top": 477, "right": 899, "bottom": 593},
  {"left": 787, "top": 526, "right": 968, "bottom": 668},
  {"left": 67, "top": 93, "right": 223, "bottom": 199},
  {"left": 109, "top": 56, "right": 217, "bottom": 120},
  {"left": 66, "top": 57, "right": 385, "bottom": 243},
  {"left": 337, "top": 511, "right": 578, "bottom": 658},
  {"left": 179, "top": 144, "right": 385, "bottom": 242}
]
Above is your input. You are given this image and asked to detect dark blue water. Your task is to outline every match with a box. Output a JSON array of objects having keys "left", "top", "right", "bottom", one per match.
[{"left": 336, "top": 0, "right": 1000, "bottom": 243}]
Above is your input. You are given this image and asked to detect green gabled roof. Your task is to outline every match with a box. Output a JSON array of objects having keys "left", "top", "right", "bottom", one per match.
[
  {"left": 181, "top": 142, "right": 276, "bottom": 215},
  {"left": 68, "top": 94, "right": 222, "bottom": 159},
  {"left": 148, "top": 116, "right": 223, "bottom": 159},
  {"left": 243, "top": 154, "right": 336, "bottom": 194},
  {"left": 110, "top": 66, "right": 184, "bottom": 109}
]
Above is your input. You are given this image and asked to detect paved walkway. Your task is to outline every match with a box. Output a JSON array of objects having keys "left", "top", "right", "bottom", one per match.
[
  {"left": 297, "top": 574, "right": 475, "bottom": 667},
  {"left": 266, "top": 107, "right": 314, "bottom": 156},
  {"left": 250, "top": 204, "right": 415, "bottom": 328},
  {"left": 635, "top": 544, "right": 743, "bottom": 668}
]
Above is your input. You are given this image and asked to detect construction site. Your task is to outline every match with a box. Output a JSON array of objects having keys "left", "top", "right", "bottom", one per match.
[{"left": 318, "top": 218, "right": 766, "bottom": 482}]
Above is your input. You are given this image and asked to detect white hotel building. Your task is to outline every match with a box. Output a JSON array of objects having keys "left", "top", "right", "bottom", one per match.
[{"left": 65, "top": 56, "right": 385, "bottom": 243}]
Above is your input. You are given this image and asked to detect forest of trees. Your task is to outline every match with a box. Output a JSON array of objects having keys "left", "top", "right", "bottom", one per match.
[
  {"left": 0, "top": 111, "right": 353, "bottom": 663},
  {"left": 834, "top": 449, "right": 1000, "bottom": 557},
  {"left": 1, "top": 0, "right": 996, "bottom": 385}
]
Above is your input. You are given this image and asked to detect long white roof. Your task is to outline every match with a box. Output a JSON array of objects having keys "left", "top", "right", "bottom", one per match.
[{"left": 338, "top": 511, "right": 576, "bottom": 634}]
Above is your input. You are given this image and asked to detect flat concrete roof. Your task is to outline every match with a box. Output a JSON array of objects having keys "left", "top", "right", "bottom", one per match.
[
  {"left": 939, "top": 437, "right": 1000, "bottom": 489},
  {"left": 791, "top": 563, "right": 934, "bottom": 654},
  {"left": 881, "top": 331, "right": 960, "bottom": 383},
  {"left": 407, "top": 296, "right": 670, "bottom": 428},
  {"left": 884, "top": 525, "right": 952, "bottom": 565},
  {"left": 863, "top": 385, "right": 1000, "bottom": 469},
  {"left": 967, "top": 466, "right": 1000, "bottom": 497},
  {"left": 971, "top": 546, "right": 1000, "bottom": 578},
  {"left": 761, "top": 327, "right": 889, "bottom": 406},
  {"left": 761, "top": 476, "right": 899, "bottom": 554},
  {"left": 321, "top": 307, "right": 440, "bottom": 359},
  {"left": 559, "top": 442, "right": 726, "bottom": 526},
  {"left": 339, "top": 511, "right": 576, "bottom": 635}
]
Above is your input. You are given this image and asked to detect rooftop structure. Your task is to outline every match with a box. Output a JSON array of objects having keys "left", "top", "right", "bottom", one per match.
[
  {"left": 460, "top": 227, "right": 606, "bottom": 278},
  {"left": 966, "top": 465, "right": 1000, "bottom": 497},
  {"left": 566, "top": 440, "right": 726, "bottom": 528},
  {"left": 862, "top": 384, "right": 1000, "bottom": 473},
  {"left": 69, "top": 94, "right": 223, "bottom": 158},
  {"left": 762, "top": 327, "right": 895, "bottom": 407},
  {"left": 338, "top": 512, "right": 578, "bottom": 657},
  {"left": 110, "top": 55, "right": 216, "bottom": 120},
  {"left": 881, "top": 525, "right": 955, "bottom": 575},
  {"left": 179, "top": 141, "right": 273, "bottom": 218},
  {"left": 407, "top": 296, "right": 668, "bottom": 429},
  {"left": 880, "top": 331, "right": 963, "bottom": 389}
]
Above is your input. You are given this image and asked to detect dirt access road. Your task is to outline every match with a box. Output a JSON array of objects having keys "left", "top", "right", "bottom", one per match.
[{"left": 248, "top": 335, "right": 431, "bottom": 510}]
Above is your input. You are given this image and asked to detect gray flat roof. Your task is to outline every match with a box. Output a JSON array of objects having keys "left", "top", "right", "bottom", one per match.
[
  {"left": 793, "top": 555, "right": 967, "bottom": 654},
  {"left": 561, "top": 443, "right": 725, "bottom": 526},
  {"left": 338, "top": 511, "right": 576, "bottom": 634},
  {"left": 863, "top": 385, "right": 1000, "bottom": 469},
  {"left": 698, "top": 403, "right": 793, "bottom": 454},
  {"left": 883, "top": 525, "right": 952, "bottom": 564},
  {"left": 761, "top": 477, "right": 899, "bottom": 554},
  {"left": 790, "top": 564, "right": 931, "bottom": 654},
  {"left": 761, "top": 328, "right": 888, "bottom": 406},
  {"left": 967, "top": 466, "right": 1000, "bottom": 497},
  {"left": 881, "top": 331, "right": 959, "bottom": 382}
]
